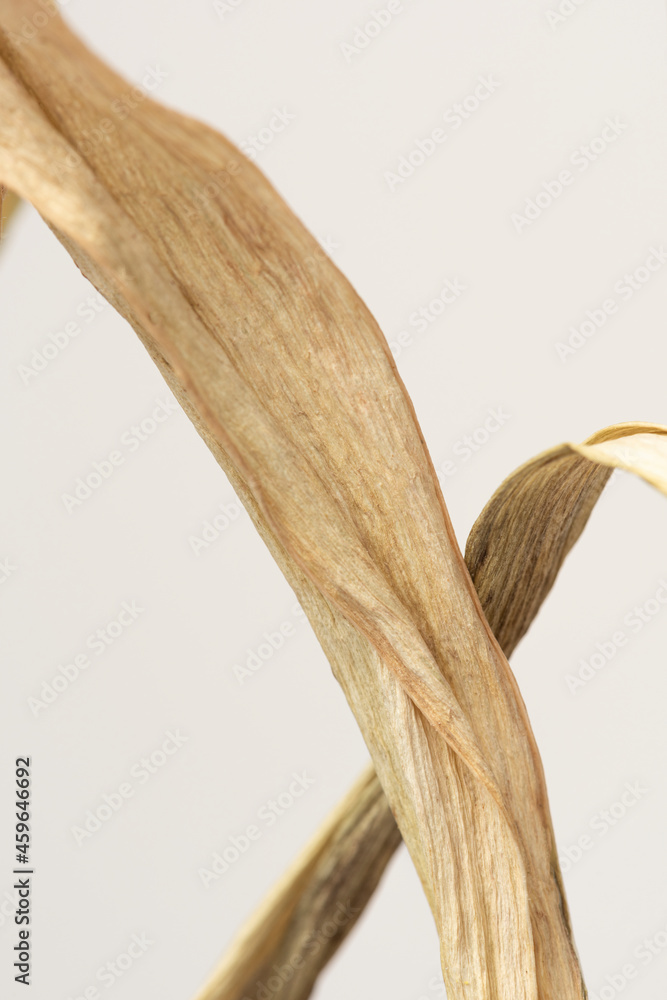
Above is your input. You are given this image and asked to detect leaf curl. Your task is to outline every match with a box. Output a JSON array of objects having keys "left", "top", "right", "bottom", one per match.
[{"left": 201, "top": 422, "right": 667, "bottom": 1000}]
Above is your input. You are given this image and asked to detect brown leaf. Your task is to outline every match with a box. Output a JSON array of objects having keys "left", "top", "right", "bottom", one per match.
[
  {"left": 198, "top": 422, "right": 667, "bottom": 1000},
  {"left": 0, "top": 183, "right": 19, "bottom": 239},
  {"left": 0, "top": 5, "right": 589, "bottom": 996},
  {"left": 196, "top": 765, "right": 400, "bottom": 1000},
  {"left": 466, "top": 423, "right": 667, "bottom": 653}
]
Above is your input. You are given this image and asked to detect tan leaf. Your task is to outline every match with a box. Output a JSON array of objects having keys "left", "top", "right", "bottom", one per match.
[
  {"left": 198, "top": 422, "right": 667, "bottom": 1000},
  {"left": 195, "top": 765, "right": 399, "bottom": 1000},
  {"left": 466, "top": 423, "right": 667, "bottom": 654},
  {"left": 0, "top": 5, "right": 587, "bottom": 996},
  {"left": 0, "top": 183, "right": 19, "bottom": 239}
]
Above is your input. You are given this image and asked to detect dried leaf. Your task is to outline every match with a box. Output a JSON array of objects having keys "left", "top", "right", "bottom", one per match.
[
  {"left": 0, "top": 5, "right": 588, "bottom": 996},
  {"left": 467, "top": 423, "right": 667, "bottom": 653},
  {"left": 200, "top": 422, "right": 667, "bottom": 1000},
  {"left": 196, "top": 765, "right": 399, "bottom": 1000},
  {"left": 0, "top": 183, "right": 19, "bottom": 239}
]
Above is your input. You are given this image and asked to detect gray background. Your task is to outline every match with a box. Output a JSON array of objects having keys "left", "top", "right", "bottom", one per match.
[{"left": 2, "top": 1, "right": 667, "bottom": 998}]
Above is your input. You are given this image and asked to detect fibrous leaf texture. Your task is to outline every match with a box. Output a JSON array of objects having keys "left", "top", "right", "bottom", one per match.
[
  {"left": 3, "top": 5, "right": 661, "bottom": 998},
  {"left": 199, "top": 424, "right": 667, "bottom": 1000}
]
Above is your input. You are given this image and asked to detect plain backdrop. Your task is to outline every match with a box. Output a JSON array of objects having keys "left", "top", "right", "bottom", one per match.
[{"left": 2, "top": 2, "right": 667, "bottom": 998}]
